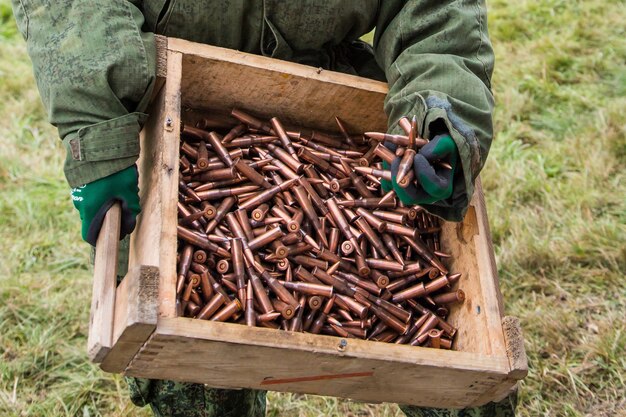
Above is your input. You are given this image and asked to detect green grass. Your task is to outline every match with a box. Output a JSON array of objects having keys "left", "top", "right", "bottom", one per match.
[{"left": 1, "top": 0, "right": 625, "bottom": 416}]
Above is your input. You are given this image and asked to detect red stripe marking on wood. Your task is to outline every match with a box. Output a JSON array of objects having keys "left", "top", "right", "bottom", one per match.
[{"left": 260, "top": 371, "right": 374, "bottom": 386}]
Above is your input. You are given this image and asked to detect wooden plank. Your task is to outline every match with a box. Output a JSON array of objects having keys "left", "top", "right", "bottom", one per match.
[
  {"left": 88, "top": 203, "right": 121, "bottom": 363},
  {"left": 130, "top": 51, "right": 182, "bottom": 319},
  {"left": 166, "top": 37, "right": 388, "bottom": 133},
  {"left": 439, "top": 198, "right": 493, "bottom": 355},
  {"left": 472, "top": 179, "right": 508, "bottom": 356},
  {"left": 125, "top": 318, "right": 510, "bottom": 408},
  {"left": 469, "top": 316, "right": 528, "bottom": 406},
  {"left": 158, "top": 50, "right": 183, "bottom": 319},
  {"left": 100, "top": 265, "right": 159, "bottom": 372}
]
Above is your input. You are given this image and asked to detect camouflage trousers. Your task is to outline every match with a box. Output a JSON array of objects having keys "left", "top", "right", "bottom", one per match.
[{"left": 126, "top": 377, "right": 517, "bottom": 417}]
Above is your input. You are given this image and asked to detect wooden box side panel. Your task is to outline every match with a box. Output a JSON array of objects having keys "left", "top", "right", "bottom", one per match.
[
  {"left": 171, "top": 38, "right": 388, "bottom": 133},
  {"left": 442, "top": 180, "right": 507, "bottom": 356},
  {"left": 130, "top": 50, "right": 182, "bottom": 319},
  {"left": 126, "top": 318, "right": 510, "bottom": 409}
]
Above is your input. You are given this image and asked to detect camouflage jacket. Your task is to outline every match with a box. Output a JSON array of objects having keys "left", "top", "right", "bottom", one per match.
[{"left": 12, "top": 0, "right": 494, "bottom": 221}]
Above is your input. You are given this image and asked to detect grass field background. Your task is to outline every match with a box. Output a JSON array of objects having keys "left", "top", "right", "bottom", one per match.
[{"left": 1, "top": 1, "right": 624, "bottom": 416}]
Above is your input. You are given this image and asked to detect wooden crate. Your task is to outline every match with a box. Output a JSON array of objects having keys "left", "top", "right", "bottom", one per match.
[{"left": 90, "top": 36, "right": 527, "bottom": 409}]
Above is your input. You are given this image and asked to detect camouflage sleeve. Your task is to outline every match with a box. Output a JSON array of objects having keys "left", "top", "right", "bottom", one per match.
[
  {"left": 11, "top": 0, "right": 157, "bottom": 187},
  {"left": 374, "top": 0, "right": 495, "bottom": 221}
]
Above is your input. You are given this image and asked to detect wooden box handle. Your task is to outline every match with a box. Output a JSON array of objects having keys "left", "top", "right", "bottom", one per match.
[{"left": 87, "top": 203, "right": 122, "bottom": 363}]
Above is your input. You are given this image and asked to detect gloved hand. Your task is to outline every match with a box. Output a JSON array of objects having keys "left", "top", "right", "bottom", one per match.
[
  {"left": 382, "top": 134, "right": 458, "bottom": 205},
  {"left": 71, "top": 165, "right": 141, "bottom": 246}
]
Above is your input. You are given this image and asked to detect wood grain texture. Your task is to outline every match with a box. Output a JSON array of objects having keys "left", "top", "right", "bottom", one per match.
[
  {"left": 129, "top": 51, "right": 182, "bottom": 319},
  {"left": 126, "top": 318, "right": 510, "bottom": 409},
  {"left": 110, "top": 37, "right": 528, "bottom": 407},
  {"left": 88, "top": 203, "right": 121, "bottom": 363},
  {"left": 168, "top": 37, "right": 388, "bottom": 133},
  {"left": 100, "top": 265, "right": 159, "bottom": 373}
]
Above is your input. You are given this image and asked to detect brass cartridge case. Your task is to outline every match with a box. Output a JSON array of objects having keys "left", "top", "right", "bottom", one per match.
[
  {"left": 244, "top": 282, "right": 257, "bottom": 327},
  {"left": 392, "top": 281, "right": 426, "bottom": 303},
  {"left": 292, "top": 185, "right": 328, "bottom": 248},
  {"left": 289, "top": 297, "right": 307, "bottom": 332},
  {"left": 177, "top": 226, "right": 230, "bottom": 258},
  {"left": 401, "top": 235, "right": 448, "bottom": 274},
  {"left": 178, "top": 244, "right": 194, "bottom": 279},
  {"left": 267, "top": 142, "right": 303, "bottom": 173},
  {"left": 220, "top": 123, "right": 247, "bottom": 144},
  {"left": 260, "top": 270, "right": 299, "bottom": 307},
  {"left": 251, "top": 203, "right": 270, "bottom": 221},
  {"left": 334, "top": 271, "right": 381, "bottom": 296},
  {"left": 199, "top": 270, "right": 213, "bottom": 302},
  {"left": 355, "top": 208, "right": 387, "bottom": 233},
  {"left": 302, "top": 164, "right": 330, "bottom": 198},
  {"left": 366, "top": 258, "right": 404, "bottom": 272},
  {"left": 335, "top": 294, "right": 369, "bottom": 319},
  {"left": 216, "top": 259, "right": 230, "bottom": 274},
  {"left": 371, "top": 270, "right": 390, "bottom": 289},
  {"left": 353, "top": 166, "right": 392, "bottom": 182},
  {"left": 372, "top": 143, "right": 396, "bottom": 164},
  {"left": 234, "top": 208, "right": 255, "bottom": 241},
  {"left": 388, "top": 262, "right": 425, "bottom": 279},
  {"left": 373, "top": 210, "right": 407, "bottom": 225},
  {"left": 308, "top": 295, "right": 323, "bottom": 310},
  {"left": 424, "top": 275, "right": 450, "bottom": 294},
  {"left": 294, "top": 266, "right": 323, "bottom": 285},
  {"left": 196, "top": 184, "right": 259, "bottom": 201},
  {"left": 234, "top": 159, "right": 272, "bottom": 188},
  {"left": 196, "top": 292, "right": 227, "bottom": 320},
  {"left": 341, "top": 240, "right": 355, "bottom": 256},
  {"left": 281, "top": 281, "right": 333, "bottom": 298},
  {"left": 298, "top": 148, "right": 345, "bottom": 178},
  {"left": 248, "top": 226, "right": 283, "bottom": 251},
  {"left": 337, "top": 198, "right": 396, "bottom": 209},
  {"left": 270, "top": 117, "right": 299, "bottom": 161},
  {"left": 384, "top": 222, "right": 418, "bottom": 238},
  {"left": 246, "top": 267, "right": 274, "bottom": 314},
  {"left": 238, "top": 178, "right": 298, "bottom": 210},
  {"left": 193, "top": 250, "right": 207, "bottom": 264},
  {"left": 231, "top": 108, "right": 272, "bottom": 132},
  {"left": 368, "top": 304, "right": 408, "bottom": 335},
  {"left": 257, "top": 311, "right": 281, "bottom": 323},
  {"left": 309, "top": 295, "right": 335, "bottom": 334},
  {"left": 225, "top": 212, "right": 246, "bottom": 240},
  {"left": 211, "top": 299, "right": 242, "bottom": 322},
  {"left": 271, "top": 206, "right": 299, "bottom": 232},
  {"left": 355, "top": 254, "right": 371, "bottom": 277},
  {"left": 272, "top": 298, "right": 296, "bottom": 320},
  {"left": 398, "top": 116, "right": 412, "bottom": 135},
  {"left": 291, "top": 256, "right": 328, "bottom": 270},
  {"left": 395, "top": 313, "right": 429, "bottom": 344},
  {"left": 196, "top": 141, "right": 209, "bottom": 170},
  {"left": 409, "top": 313, "right": 440, "bottom": 346},
  {"left": 407, "top": 300, "right": 457, "bottom": 338}
]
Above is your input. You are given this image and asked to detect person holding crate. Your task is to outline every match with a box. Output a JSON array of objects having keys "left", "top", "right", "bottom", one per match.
[{"left": 12, "top": 0, "right": 517, "bottom": 416}]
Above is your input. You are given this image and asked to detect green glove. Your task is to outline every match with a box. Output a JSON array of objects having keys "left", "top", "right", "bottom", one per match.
[
  {"left": 382, "top": 134, "right": 458, "bottom": 205},
  {"left": 71, "top": 166, "right": 141, "bottom": 246}
]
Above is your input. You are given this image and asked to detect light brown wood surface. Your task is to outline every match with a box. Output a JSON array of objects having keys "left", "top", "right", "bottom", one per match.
[
  {"left": 88, "top": 203, "right": 121, "bottom": 363},
  {"left": 129, "top": 51, "right": 182, "bottom": 320},
  {"left": 93, "top": 37, "right": 528, "bottom": 408},
  {"left": 168, "top": 37, "right": 388, "bottom": 134},
  {"left": 127, "top": 318, "right": 510, "bottom": 408},
  {"left": 100, "top": 265, "right": 159, "bottom": 373}
]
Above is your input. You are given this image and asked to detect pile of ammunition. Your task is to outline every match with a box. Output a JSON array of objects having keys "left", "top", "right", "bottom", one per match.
[{"left": 176, "top": 109, "right": 465, "bottom": 348}]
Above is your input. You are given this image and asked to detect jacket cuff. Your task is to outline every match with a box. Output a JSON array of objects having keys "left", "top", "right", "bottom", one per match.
[{"left": 62, "top": 112, "right": 147, "bottom": 187}]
